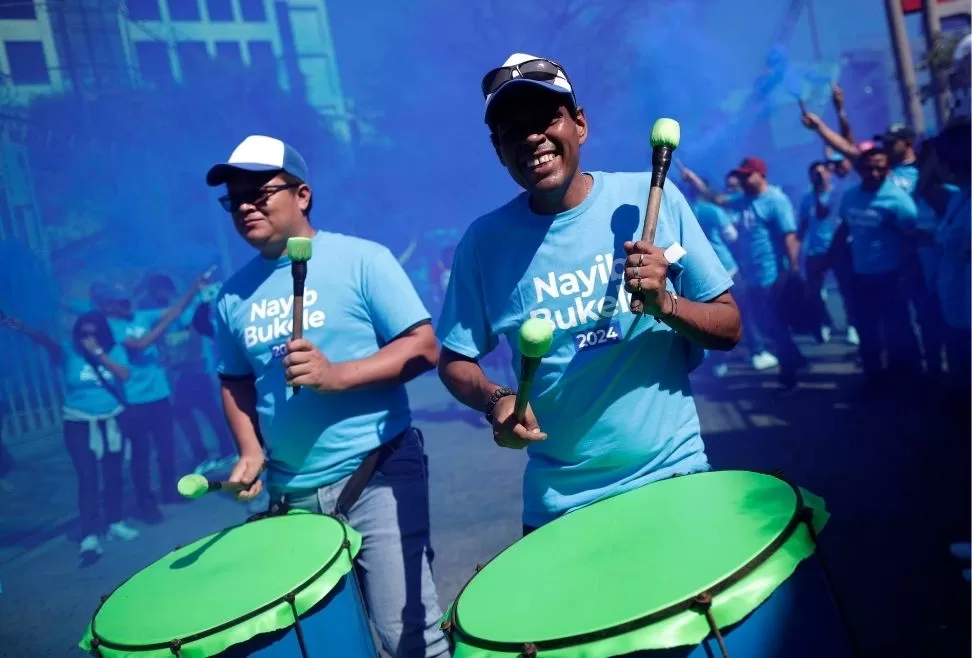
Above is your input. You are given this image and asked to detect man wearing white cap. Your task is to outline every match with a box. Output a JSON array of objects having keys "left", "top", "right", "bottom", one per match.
[
  {"left": 436, "top": 54, "right": 742, "bottom": 534},
  {"left": 208, "top": 135, "right": 450, "bottom": 657}
]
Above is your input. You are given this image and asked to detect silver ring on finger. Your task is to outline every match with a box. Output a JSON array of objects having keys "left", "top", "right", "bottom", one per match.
[{"left": 639, "top": 254, "right": 645, "bottom": 266}]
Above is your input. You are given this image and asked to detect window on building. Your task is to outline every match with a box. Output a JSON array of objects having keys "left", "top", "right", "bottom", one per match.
[
  {"left": 239, "top": 0, "right": 266, "bottom": 22},
  {"left": 176, "top": 41, "right": 208, "bottom": 84},
  {"left": 5, "top": 41, "right": 49, "bottom": 85},
  {"left": 126, "top": 0, "right": 161, "bottom": 21},
  {"left": 167, "top": 0, "right": 201, "bottom": 21},
  {"left": 135, "top": 41, "right": 173, "bottom": 86},
  {"left": 206, "top": 0, "right": 233, "bottom": 22},
  {"left": 0, "top": 0, "right": 36, "bottom": 19}
]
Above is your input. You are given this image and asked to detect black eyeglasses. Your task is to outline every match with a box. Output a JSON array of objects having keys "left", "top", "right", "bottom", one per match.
[
  {"left": 480, "top": 58, "right": 570, "bottom": 98},
  {"left": 218, "top": 183, "right": 299, "bottom": 213}
]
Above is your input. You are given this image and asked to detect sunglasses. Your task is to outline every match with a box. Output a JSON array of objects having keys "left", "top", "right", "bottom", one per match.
[
  {"left": 480, "top": 58, "right": 570, "bottom": 98},
  {"left": 218, "top": 183, "right": 299, "bottom": 213}
]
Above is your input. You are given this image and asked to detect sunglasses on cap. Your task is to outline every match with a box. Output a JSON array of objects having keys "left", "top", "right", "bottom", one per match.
[{"left": 480, "top": 58, "right": 569, "bottom": 98}]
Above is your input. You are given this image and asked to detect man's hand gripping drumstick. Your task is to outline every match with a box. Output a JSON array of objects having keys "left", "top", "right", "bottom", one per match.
[
  {"left": 628, "top": 118, "right": 686, "bottom": 317},
  {"left": 490, "top": 319, "right": 553, "bottom": 450}
]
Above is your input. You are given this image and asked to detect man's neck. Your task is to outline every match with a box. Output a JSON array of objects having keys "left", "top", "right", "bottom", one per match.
[
  {"left": 529, "top": 171, "right": 590, "bottom": 215},
  {"left": 260, "top": 225, "right": 316, "bottom": 260}
]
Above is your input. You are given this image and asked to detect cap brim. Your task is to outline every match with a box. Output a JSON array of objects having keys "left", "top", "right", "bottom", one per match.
[
  {"left": 484, "top": 78, "right": 574, "bottom": 123},
  {"left": 205, "top": 162, "right": 282, "bottom": 187}
]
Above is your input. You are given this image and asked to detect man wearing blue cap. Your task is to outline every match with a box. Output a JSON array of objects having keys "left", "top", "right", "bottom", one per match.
[
  {"left": 436, "top": 54, "right": 741, "bottom": 535},
  {"left": 209, "top": 136, "right": 449, "bottom": 657}
]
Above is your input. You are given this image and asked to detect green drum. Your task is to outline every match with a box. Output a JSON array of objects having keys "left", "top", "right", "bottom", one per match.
[
  {"left": 80, "top": 510, "right": 376, "bottom": 657},
  {"left": 441, "top": 470, "right": 856, "bottom": 658}
]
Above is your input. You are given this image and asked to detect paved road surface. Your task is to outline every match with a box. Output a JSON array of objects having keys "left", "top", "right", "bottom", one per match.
[{"left": 0, "top": 339, "right": 968, "bottom": 657}]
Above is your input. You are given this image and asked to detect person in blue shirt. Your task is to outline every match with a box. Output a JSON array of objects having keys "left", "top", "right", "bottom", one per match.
[
  {"left": 138, "top": 274, "right": 236, "bottom": 475},
  {"left": 93, "top": 277, "right": 204, "bottom": 522},
  {"left": 797, "top": 160, "right": 858, "bottom": 345},
  {"left": 683, "top": 182, "right": 739, "bottom": 377},
  {"left": 682, "top": 156, "right": 805, "bottom": 391},
  {"left": 208, "top": 135, "right": 449, "bottom": 658},
  {"left": 436, "top": 53, "right": 741, "bottom": 535},
  {"left": 1, "top": 311, "right": 141, "bottom": 563},
  {"left": 834, "top": 146, "right": 922, "bottom": 385}
]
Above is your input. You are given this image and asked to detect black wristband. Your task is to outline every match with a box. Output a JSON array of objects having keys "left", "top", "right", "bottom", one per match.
[{"left": 485, "top": 387, "right": 516, "bottom": 423}]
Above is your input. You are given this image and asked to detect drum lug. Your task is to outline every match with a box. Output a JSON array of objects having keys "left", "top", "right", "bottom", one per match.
[
  {"left": 100, "top": 594, "right": 109, "bottom": 604},
  {"left": 439, "top": 619, "right": 452, "bottom": 634},
  {"left": 169, "top": 638, "right": 182, "bottom": 656},
  {"left": 521, "top": 642, "right": 539, "bottom": 657},
  {"left": 475, "top": 563, "right": 484, "bottom": 572},
  {"left": 89, "top": 637, "right": 102, "bottom": 657}
]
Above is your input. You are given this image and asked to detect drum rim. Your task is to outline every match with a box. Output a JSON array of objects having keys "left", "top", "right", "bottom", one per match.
[
  {"left": 87, "top": 512, "right": 353, "bottom": 653},
  {"left": 446, "top": 471, "right": 816, "bottom": 653}
]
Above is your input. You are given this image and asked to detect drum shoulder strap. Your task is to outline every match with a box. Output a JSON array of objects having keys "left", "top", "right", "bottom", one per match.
[{"left": 334, "top": 428, "right": 409, "bottom": 517}]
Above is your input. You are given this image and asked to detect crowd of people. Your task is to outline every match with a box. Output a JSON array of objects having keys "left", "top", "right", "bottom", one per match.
[
  {"left": 677, "top": 72, "right": 970, "bottom": 402},
  {"left": 0, "top": 273, "right": 240, "bottom": 563}
]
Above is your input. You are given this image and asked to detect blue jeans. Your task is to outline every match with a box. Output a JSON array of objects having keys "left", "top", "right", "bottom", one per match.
[{"left": 279, "top": 429, "right": 451, "bottom": 658}]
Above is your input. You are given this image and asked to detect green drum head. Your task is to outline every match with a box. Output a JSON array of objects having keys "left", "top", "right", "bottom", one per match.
[
  {"left": 81, "top": 511, "right": 362, "bottom": 658},
  {"left": 451, "top": 471, "right": 828, "bottom": 654}
]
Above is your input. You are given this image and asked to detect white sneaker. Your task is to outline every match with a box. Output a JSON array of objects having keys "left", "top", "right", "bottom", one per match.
[
  {"left": 846, "top": 326, "right": 860, "bottom": 346},
  {"left": 751, "top": 352, "right": 779, "bottom": 371},
  {"left": 79, "top": 534, "right": 103, "bottom": 557},
  {"left": 820, "top": 326, "right": 832, "bottom": 343},
  {"left": 107, "top": 521, "right": 140, "bottom": 541}
]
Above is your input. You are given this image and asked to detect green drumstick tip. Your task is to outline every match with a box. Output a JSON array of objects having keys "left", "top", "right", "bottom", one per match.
[
  {"left": 287, "top": 236, "right": 313, "bottom": 262},
  {"left": 177, "top": 473, "right": 208, "bottom": 499},
  {"left": 518, "top": 318, "right": 554, "bottom": 358},
  {"left": 650, "top": 118, "right": 681, "bottom": 150}
]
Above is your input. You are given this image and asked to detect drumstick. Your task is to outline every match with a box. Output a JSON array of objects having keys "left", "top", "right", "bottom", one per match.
[
  {"left": 514, "top": 319, "right": 554, "bottom": 423},
  {"left": 630, "top": 118, "right": 682, "bottom": 315},
  {"left": 176, "top": 468, "right": 264, "bottom": 500},
  {"left": 287, "top": 237, "right": 313, "bottom": 395}
]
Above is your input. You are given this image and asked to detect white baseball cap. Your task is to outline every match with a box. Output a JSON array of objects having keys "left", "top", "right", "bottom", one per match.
[
  {"left": 482, "top": 53, "right": 575, "bottom": 124},
  {"left": 206, "top": 135, "right": 309, "bottom": 186}
]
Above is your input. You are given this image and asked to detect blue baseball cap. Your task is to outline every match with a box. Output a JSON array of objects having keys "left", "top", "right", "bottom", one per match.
[{"left": 206, "top": 135, "right": 309, "bottom": 186}]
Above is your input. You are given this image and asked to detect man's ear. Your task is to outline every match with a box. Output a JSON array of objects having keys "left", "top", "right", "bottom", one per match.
[
  {"left": 297, "top": 184, "right": 312, "bottom": 213},
  {"left": 491, "top": 133, "right": 505, "bottom": 165},
  {"left": 575, "top": 106, "right": 588, "bottom": 146}
]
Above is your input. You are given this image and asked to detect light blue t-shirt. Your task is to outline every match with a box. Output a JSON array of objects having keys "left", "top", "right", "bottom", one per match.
[
  {"left": 839, "top": 178, "right": 918, "bottom": 276},
  {"left": 215, "top": 231, "right": 431, "bottom": 491},
  {"left": 725, "top": 186, "right": 797, "bottom": 287},
  {"left": 109, "top": 310, "right": 172, "bottom": 405},
  {"left": 436, "top": 172, "right": 733, "bottom": 528},
  {"left": 62, "top": 343, "right": 129, "bottom": 416},
  {"left": 693, "top": 200, "right": 738, "bottom": 276},
  {"left": 889, "top": 163, "right": 919, "bottom": 195},
  {"left": 799, "top": 187, "right": 842, "bottom": 256},
  {"left": 936, "top": 187, "right": 971, "bottom": 329}
]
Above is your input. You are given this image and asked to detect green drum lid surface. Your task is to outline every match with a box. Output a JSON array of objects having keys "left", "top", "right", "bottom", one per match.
[
  {"left": 455, "top": 470, "right": 803, "bottom": 644},
  {"left": 90, "top": 512, "right": 354, "bottom": 647}
]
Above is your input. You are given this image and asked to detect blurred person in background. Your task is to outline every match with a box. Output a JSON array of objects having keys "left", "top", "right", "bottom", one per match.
[
  {"left": 684, "top": 178, "right": 739, "bottom": 378},
  {"left": 1, "top": 311, "right": 140, "bottom": 564},
  {"left": 833, "top": 145, "right": 921, "bottom": 391},
  {"left": 682, "top": 157, "right": 806, "bottom": 392},
  {"left": 94, "top": 277, "right": 208, "bottom": 523},
  {"left": 139, "top": 274, "right": 236, "bottom": 475},
  {"left": 797, "top": 160, "right": 858, "bottom": 346}
]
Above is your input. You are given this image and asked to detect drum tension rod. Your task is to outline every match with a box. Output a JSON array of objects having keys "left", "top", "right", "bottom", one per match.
[
  {"left": 284, "top": 591, "right": 311, "bottom": 658},
  {"left": 691, "top": 592, "right": 732, "bottom": 658}
]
